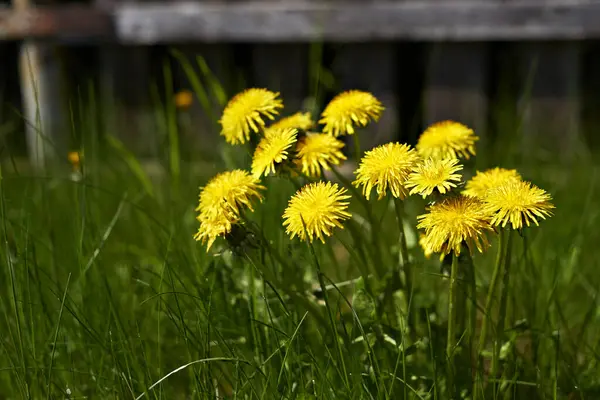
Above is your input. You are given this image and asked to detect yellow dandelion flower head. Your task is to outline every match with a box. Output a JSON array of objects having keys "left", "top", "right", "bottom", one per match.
[
  {"left": 68, "top": 151, "right": 82, "bottom": 166},
  {"left": 483, "top": 180, "right": 554, "bottom": 230},
  {"left": 419, "top": 233, "right": 434, "bottom": 259},
  {"left": 251, "top": 128, "right": 298, "bottom": 178},
  {"left": 174, "top": 90, "right": 194, "bottom": 109},
  {"left": 219, "top": 88, "right": 283, "bottom": 145},
  {"left": 268, "top": 112, "right": 314, "bottom": 132},
  {"left": 319, "top": 90, "right": 384, "bottom": 137},
  {"left": 417, "top": 195, "right": 493, "bottom": 256},
  {"left": 463, "top": 167, "right": 522, "bottom": 199},
  {"left": 353, "top": 143, "right": 419, "bottom": 200},
  {"left": 194, "top": 207, "right": 237, "bottom": 251},
  {"left": 283, "top": 181, "right": 351, "bottom": 243},
  {"left": 295, "top": 133, "right": 347, "bottom": 178},
  {"left": 196, "top": 169, "right": 265, "bottom": 217},
  {"left": 416, "top": 120, "right": 478, "bottom": 160},
  {"left": 405, "top": 158, "right": 463, "bottom": 198},
  {"left": 419, "top": 233, "right": 447, "bottom": 261}
]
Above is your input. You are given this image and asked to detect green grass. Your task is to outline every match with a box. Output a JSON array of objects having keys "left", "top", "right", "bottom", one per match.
[{"left": 1, "top": 54, "right": 600, "bottom": 399}]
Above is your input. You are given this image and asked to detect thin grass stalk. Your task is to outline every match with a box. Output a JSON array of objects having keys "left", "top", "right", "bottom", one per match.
[
  {"left": 239, "top": 217, "right": 328, "bottom": 327},
  {"left": 466, "top": 250, "right": 477, "bottom": 382},
  {"left": 329, "top": 165, "right": 386, "bottom": 279},
  {"left": 352, "top": 133, "right": 362, "bottom": 164},
  {"left": 474, "top": 229, "right": 506, "bottom": 399},
  {"left": 162, "top": 61, "right": 180, "bottom": 194},
  {"left": 426, "top": 307, "right": 439, "bottom": 400},
  {"left": 492, "top": 229, "right": 514, "bottom": 393},
  {"left": 302, "top": 219, "right": 351, "bottom": 391},
  {"left": 446, "top": 251, "right": 460, "bottom": 396},
  {"left": 393, "top": 197, "right": 415, "bottom": 334}
]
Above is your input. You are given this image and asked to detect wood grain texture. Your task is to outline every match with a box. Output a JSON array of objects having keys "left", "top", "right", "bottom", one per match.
[{"left": 114, "top": 1, "right": 600, "bottom": 44}]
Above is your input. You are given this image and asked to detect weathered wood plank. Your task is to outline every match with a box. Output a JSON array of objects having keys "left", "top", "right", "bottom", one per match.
[
  {"left": 581, "top": 42, "right": 600, "bottom": 151},
  {"left": 115, "top": 1, "right": 600, "bottom": 44},
  {"left": 0, "top": 6, "right": 111, "bottom": 41},
  {"left": 517, "top": 42, "right": 582, "bottom": 159},
  {"left": 3, "top": 1, "right": 600, "bottom": 43},
  {"left": 331, "top": 42, "right": 399, "bottom": 152},
  {"left": 14, "top": 0, "right": 65, "bottom": 168},
  {"left": 251, "top": 44, "right": 308, "bottom": 114},
  {"left": 423, "top": 43, "right": 489, "bottom": 142}
]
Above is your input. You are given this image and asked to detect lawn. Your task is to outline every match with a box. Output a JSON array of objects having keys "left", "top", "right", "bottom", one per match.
[{"left": 1, "top": 57, "right": 599, "bottom": 399}]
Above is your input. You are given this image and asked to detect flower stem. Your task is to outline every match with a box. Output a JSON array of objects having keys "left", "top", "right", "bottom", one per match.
[
  {"left": 393, "top": 197, "right": 416, "bottom": 335},
  {"left": 491, "top": 229, "right": 514, "bottom": 390},
  {"left": 305, "top": 230, "right": 351, "bottom": 391},
  {"left": 352, "top": 133, "right": 362, "bottom": 163},
  {"left": 329, "top": 165, "right": 386, "bottom": 279},
  {"left": 446, "top": 251, "right": 460, "bottom": 396},
  {"left": 474, "top": 229, "right": 506, "bottom": 398}
]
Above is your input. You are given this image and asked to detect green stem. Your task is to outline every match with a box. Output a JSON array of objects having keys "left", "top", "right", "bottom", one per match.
[
  {"left": 329, "top": 165, "right": 386, "bottom": 279},
  {"left": 352, "top": 132, "right": 362, "bottom": 163},
  {"left": 446, "top": 252, "right": 460, "bottom": 396},
  {"left": 478, "top": 230, "right": 506, "bottom": 352},
  {"left": 492, "top": 229, "right": 514, "bottom": 391},
  {"left": 466, "top": 250, "right": 477, "bottom": 379},
  {"left": 306, "top": 234, "right": 350, "bottom": 391},
  {"left": 393, "top": 197, "right": 416, "bottom": 336},
  {"left": 241, "top": 219, "right": 329, "bottom": 327},
  {"left": 474, "top": 230, "right": 506, "bottom": 399}
]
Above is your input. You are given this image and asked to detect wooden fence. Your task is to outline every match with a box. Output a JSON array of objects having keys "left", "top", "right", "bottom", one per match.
[{"left": 2, "top": 1, "right": 600, "bottom": 167}]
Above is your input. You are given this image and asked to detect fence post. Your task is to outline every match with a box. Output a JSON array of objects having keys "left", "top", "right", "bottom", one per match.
[
  {"left": 251, "top": 44, "right": 308, "bottom": 115},
  {"left": 517, "top": 42, "right": 582, "bottom": 162},
  {"left": 15, "top": 0, "right": 64, "bottom": 168},
  {"left": 331, "top": 42, "right": 399, "bottom": 154},
  {"left": 424, "top": 43, "right": 489, "bottom": 148}
]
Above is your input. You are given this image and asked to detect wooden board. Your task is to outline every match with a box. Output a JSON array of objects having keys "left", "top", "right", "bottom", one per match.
[
  {"left": 581, "top": 41, "right": 600, "bottom": 151},
  {"left": 114, "top": 1, "right": 600, "bottom": 44},
  {"left": 251, "top": 44, "right": 308, "bottom": 114},
  {"left": 331, "top": 42, "right": 399, "bottom": 153},
  {"left": 423, "top": 43, "right": 489, "bottom": 144},
  {"left": 517, "top": 42, "right": 582, "bottom": 160}
]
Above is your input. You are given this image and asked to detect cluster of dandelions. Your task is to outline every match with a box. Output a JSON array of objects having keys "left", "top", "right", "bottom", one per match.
[
  {"left": 195, "top": 88, "right": 382, "bottom": 250},
  {"left": 194, "top": 87, "right": 554, "bottom": 256}
]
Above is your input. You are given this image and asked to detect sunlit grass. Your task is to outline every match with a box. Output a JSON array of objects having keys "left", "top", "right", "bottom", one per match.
[{"left": 0, "top": 52, "right": 599, "bottom": 399}]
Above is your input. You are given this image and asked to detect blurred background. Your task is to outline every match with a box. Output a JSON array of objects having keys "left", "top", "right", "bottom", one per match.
[{"left": 1, "top": 0, "right": 600, "bottom": 168}]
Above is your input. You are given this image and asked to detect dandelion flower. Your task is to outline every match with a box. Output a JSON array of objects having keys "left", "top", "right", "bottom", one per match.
[
  {"left": 174, "top": 90, "right": 194, "bottom": 109},
  {"left": 483, "top": 180, "right": 554, "bottom": 230},
  {"left": 196, "top": 169, "right": 265, "bottom": 217},
  {"left": 68, "top": 151, "right": 81, "bottom": 167},
  {"left": 251, "top": 128, "right": 298, "bottom": 178},
  {"left": 463, "top": 167, "right": 522, "bottom": 199},
  {"left": 405, "top": 158, "right": 463, "bottom": 198},
  {"left": 353, "top": 143, "right": 419, "bottom": 200},
  {"left": 194, "top": 170, "right": 265, "bottom": 251},
  {"left": 419, "top": 233, "right": 434, "bottom": 259},
  {"left": 283, "top": 181, "right": 351, "bottom": 243},
  {"left": 295, "top": 133, "right": 347, "bottom": 177},
  {"left": 416, "top": 120, "right": 478, "bottom": 160},
  {"left": 319, "top": 90, "right": 384, "bottom": 137},
  {"left": 219, "top": 88, "right": 283, "bottom": 145},
  {"left": 268, "top": 112, "right": 314, "bottom": 132},
  {"left": 194, "top": 207, "right": 237, "bottom": 251},
  {"left": 417, "top": 195, "right": 493, "bottom": 256}
]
